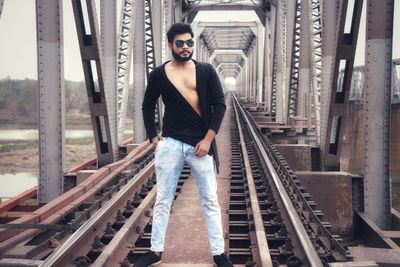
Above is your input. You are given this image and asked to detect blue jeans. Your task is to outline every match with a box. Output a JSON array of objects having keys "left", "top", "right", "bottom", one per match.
[{"left": 150, "top": 137, "right": 225, "bottom": 255}]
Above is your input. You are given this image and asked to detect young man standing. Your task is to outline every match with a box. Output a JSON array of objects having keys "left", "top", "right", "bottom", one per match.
[{"left": 137, "top": 23, "right": 233, "bottom": 267}]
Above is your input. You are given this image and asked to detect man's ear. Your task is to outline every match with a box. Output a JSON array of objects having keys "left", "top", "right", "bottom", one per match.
[{"left": 168, "top": 42, "right": 172, "bottom": 50}]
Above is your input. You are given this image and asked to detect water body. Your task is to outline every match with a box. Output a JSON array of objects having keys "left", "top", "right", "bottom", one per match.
[
  {"left": 0, "top": 129, "right": 95, "bottom": 141},
  {"left": 0, "top": 129, "right": 133, "bottom": 141},
  {"left": 0, "top": 173, "right": 37, "bottom": 202}
]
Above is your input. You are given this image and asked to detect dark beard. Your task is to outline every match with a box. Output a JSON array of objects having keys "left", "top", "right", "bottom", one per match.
[{"left": 172, "top": 50, "right": 193, "bottom": 62}]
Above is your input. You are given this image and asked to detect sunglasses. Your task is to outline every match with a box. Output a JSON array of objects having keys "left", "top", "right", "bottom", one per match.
[{"left": 174, "top": 39, "right": 194, "bottom": 48}]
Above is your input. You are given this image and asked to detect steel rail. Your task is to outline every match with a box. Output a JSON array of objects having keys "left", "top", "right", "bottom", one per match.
[
  {"left": 39, "top": 161, "right": 155, "bottom": 267},
  {"left": 233, "top": 95, "right": 273, "bottom": 267},
  {"left": 92, "top": 188, "right": 156, "bottom": 266},
  {"left": 233, "top": 93, "right": 324, "bottom": 267},
  {"left": 0, "top": 142, "right": 152, "bottom": 253}
]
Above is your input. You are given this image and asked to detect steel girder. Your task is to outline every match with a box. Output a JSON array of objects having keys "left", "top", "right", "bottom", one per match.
[
  {"left": 263, "top": 3, "right": 276, "bottom": 113},
  {"left": 364, "top": 0, "right": 394, "bottom": 229},
  {"left": 100, "top": 0, "right": 117, "bottom": 151},
  {"left": 162, "top": 0, "right": 174, "bottom": 61},
  {"left": 182, "top": 0, "right": 267, "bottom": 25},
  {"left": 271, "top": 0, "right": 288, "bottom": 123},
  {"left": 132, "top": 0, "right": 146, "bottom": 143},
  {"left": 320, "top": 0, "right": 363, "bottom": 171},
  {"left": 36, "top": 0, "right": 65, "bottom": 203},
  {"left": 71, "top": 0, "right": 116, "bottom": 166}
]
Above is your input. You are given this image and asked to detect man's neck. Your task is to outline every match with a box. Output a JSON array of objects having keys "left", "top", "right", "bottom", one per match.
[{"left": 170, "top": 59, "right": 193, "bottom": 68}]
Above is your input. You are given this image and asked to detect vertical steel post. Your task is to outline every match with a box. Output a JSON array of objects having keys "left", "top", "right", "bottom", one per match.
[
  {"left": 163, "top": 0, "right": 174, "bottom": 62},
  {"left": 132, "top": 0, "right": 146, "bottom": 143},
  {"left": 257, "top": 22, "right": 264, "bottom": 105},
  {"left": 266, "top": 5, "right": 277, "bottom": 114},
  {"left": 36, "top": 0, "right": 65, "bottom": 203},
  {"left": 275, "top": 0, "right": 287, "bottom": 124},
  {"left": 364, "top": 0, "right": 394, "bottom": 229},
  {"left": 174, "top": 0, "right": 182, "bottom": 23},
  {"left": 285, "top": 0, "right": 296, "bottom": 117},
  {"left": 152, "top": 0, "right": 162, "bottom": 66},
  {"left": 263, "top": 12, "right": 273, "bottom": 109},
  {"left": 100, "top": 0, "right": 118, "bottom": 149}
]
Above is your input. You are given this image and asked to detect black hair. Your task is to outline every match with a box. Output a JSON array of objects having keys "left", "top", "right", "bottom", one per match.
[{"left": 167, "top": 23, "right": 194, "bottom": 43}]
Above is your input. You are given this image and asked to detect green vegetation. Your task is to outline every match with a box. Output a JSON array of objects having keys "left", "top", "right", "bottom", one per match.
[
  {"left": 65, "top": 136, "right": 94, "bottom": 145},
  {"left": 0, "top": 78, "right": 87, "bottom": 126},
  {"left": 0, "top": 141, "right": 38, "bottom": 153},
  {"left": 0, "top": 77, "right": 135, "bottom": 128}
]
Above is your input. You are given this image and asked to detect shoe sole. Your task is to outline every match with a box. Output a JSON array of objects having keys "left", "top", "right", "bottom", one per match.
[{"left": 150, "top": 260, "right": 161, "bottom": 266}]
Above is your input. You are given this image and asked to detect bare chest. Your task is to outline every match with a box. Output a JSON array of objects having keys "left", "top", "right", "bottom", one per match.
[
  {"left": 164, "top": 64, "right": 202, "bottom": 116},
  {"left": 165, "top": 67, "right": 197, "bottom": 94}
]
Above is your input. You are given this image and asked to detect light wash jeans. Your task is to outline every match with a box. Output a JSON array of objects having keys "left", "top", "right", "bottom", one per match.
[{"left": 150, "top": 137, "right": 225, "bottom": 255}]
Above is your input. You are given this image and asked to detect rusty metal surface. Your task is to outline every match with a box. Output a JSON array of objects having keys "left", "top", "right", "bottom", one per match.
[
  {"left": 295, "top": 171, "right": 353, "bottom": 236},
  {"left": 0, "top": 188, "right": 37, "bottom": 215},
  {"left": 273, "top": 144, "right": 312, "bottom": 171},
  {"left": 0, "top": 142, "right": 152, "bottom": 253},
  {"left": 42, "top": 163, "right": 155, "bottom": 266},
  {"left": 348, "top": 246, "right": 400, "bottom": 266}
]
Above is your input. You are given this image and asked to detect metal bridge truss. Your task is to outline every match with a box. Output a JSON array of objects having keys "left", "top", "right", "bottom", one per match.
[
  {"left": 288, "top": 0, "right": 302, "bottom": 117},
  {"left": 116, "top": 0, "right": 136, "bottom": 144},
  {"left": 308, "top": 0, "right": 323, "bottom": 144},
  {"left": 144, "top": 0, "right": 162, "bottom": 132},
  {"left": 71, "top": 0, "right": 115, "bottom": 166},
  {"left": 346, "top": 59, "right": 400, "bottom": 103}
]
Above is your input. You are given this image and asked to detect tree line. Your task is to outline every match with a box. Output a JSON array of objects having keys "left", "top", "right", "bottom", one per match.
[{"left": 0, "top": 78, "right": 134, "bottom": 127}]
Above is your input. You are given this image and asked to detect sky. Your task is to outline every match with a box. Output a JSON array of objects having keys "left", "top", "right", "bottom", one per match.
[{"left": 0, "top": 0, "right": 399, "bottom": 82}]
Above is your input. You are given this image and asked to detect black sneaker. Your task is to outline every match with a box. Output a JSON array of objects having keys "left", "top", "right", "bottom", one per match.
[
  {"left": 135, "top": 251, "right": 162, "bottom": 267},
  {"left": 213, "top": 253, "right": 233, "bottom": 267}
]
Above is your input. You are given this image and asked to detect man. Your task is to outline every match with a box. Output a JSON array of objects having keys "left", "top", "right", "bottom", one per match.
[{"left": 136, "top": 23, "right": 233, "bottom": 267}]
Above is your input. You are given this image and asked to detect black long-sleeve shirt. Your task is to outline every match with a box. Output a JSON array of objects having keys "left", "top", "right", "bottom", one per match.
[{"left": 142, "top": 59, "right": 226, "bottom": 171}]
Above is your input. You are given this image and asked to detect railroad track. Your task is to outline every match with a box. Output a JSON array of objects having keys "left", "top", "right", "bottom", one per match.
[
  {"left": 0, "top": 139, "right": 192, "bottom": 267},
  {"left": 0, "top": 93, "right": 349, "bottom": 267},
  {"left": 229, "top": 94, "right": 349, "bottom": 266}
]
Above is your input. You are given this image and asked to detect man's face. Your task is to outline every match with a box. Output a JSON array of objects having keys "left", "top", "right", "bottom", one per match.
[{"left": 169, "top": 33, "right": 194, "bottom": 62}]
